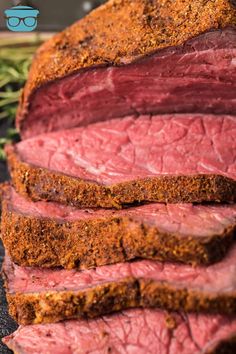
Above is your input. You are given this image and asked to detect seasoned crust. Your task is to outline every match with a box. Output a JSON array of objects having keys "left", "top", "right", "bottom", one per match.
[
  {"left": 3, "top": 272, "right": 236, "bottom": 326},
  {"left": 6, "top": 144, "right": 236, "bottom": 208},
  {"left": 1, "top": 191, "right": 236, "bottom": 269},
  {"left": 17, "top": 0, "right": 236, "bottom": 135}
]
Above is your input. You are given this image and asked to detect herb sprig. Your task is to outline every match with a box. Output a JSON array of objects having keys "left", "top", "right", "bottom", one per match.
[{"left": 0, "top": 35, "right": 50, "bottom": 159}]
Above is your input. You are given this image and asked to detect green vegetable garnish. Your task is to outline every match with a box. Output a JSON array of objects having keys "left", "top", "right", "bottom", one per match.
[{"left": 0, "top": 34, "right": 51, "bottom": 159}]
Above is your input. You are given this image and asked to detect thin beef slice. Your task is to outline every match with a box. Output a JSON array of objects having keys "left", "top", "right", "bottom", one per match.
[
  {"left": 1, "top": 187, "right": 236, "bottom": 269},
  {"left": 7, "top": 114, "right": 236, "bottom": 207},
  {"left": 3, "top": 243, "right": 236, "bottom": 325},
  {"left": 3, "top": 309, "right": 236, "bottom": 354}
]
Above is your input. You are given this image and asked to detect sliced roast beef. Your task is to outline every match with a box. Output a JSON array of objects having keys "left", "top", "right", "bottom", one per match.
[
  {"left": 7, "top": 114, "right": 236, "bottom": 207},
  {"left": 1, "top": 187, "right": 236, "bottom": 269},
  {"left": 4, "top": 243, "right": 236, "bottom": 325},
  {"left": 4, "top": 309, "right": 236, "bottom": 354},
  {"left": 17, "top": 0, "right": 236, "bottom": 138},
  {"left": 18, "top": 28, "right": 236, "bottom": 139}
]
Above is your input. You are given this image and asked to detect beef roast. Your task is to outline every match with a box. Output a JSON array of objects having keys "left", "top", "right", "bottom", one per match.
[
  {"left": 16, "top": 0, "right": 236, "bottom": 138},
  {"left": 1, "top": 187, "right": 236, "bottom": 269},
  {"left": 7, "top": 114, "right": 236, "bottom": 207},
  {"left": 4, "top": 309, "right": 236, "bottom": 354},
  {"left": 4, "top": 243, "right": 236, "bottom": 325}
]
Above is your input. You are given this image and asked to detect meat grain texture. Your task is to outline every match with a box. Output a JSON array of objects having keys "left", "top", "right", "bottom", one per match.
[
  {"left": 1, "top": 187, "right": 236, "bottom": 269},
  {"left": 4, "top": 244, "right": 236, "bottom": 325},
  {"left": 3, "top": 309, "right": 236, "bottom": 354},
  {"left": 2, "top": 0, "right": 236, "bottom": 352},
  {"left": 17, "top": 0, "right": 236, "bottom": 138},
  {"left": 6, "top": 115, "right": 236, "bottom": 208}
]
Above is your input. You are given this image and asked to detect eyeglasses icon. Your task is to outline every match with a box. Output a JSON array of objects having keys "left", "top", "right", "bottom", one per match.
[
  {"left": 4, "top": 5, "right": 39, "bottom": 32},
  {"left": 5, "top": 16, "right": 37, "bottom": 28}
]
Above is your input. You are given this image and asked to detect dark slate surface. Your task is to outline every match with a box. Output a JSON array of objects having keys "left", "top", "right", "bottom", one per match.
[
  {"left": 0, "top": 121, "right": 17, "bottom": 353},
  {"left": 0, "top": 242, "right": 18, "bottom": 354}
]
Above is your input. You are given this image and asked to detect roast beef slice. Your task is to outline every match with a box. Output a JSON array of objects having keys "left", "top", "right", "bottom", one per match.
[
  {"left": 3, "top": 309, "right": 236, "bottom": 354},
  {"left": 17, "top": 0, "right": 236, "bottom": 138},
  {"left": 1, "top": 187, "right": 236, "bottom": 269},
  {"left": 6, "top": 115, "right": 236, "bottom": 208},
  {"left": 3, "top": 243, "right": 236, "bottom": 325}
]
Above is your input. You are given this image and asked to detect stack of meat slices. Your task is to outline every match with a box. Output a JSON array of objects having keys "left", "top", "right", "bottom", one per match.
[{"left": 1, "top": 0, "right": 236, "bottom": 353}]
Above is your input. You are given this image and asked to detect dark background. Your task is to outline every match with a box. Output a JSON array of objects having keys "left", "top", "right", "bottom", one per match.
[
  {"left": 0, "top": 1, "right": 106, "bottom": 352},
  {"left": 0, "top": 245, "right": 18, "bottom": 354},
  {"left": 0, "top": 0, "right": 106, "bottom": 31}
]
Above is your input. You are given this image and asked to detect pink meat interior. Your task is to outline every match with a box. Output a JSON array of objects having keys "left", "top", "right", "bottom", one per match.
[
  {"left": 20, "top": 28, "right": 236, "bottom": 139},
  {"left": 4, "top": 309, "right": 236, "bottom": 354},
  {"left": 9, "top": 188, "right": 236, "bottom": 237},
  {"left": 4, "top": 243, "right": 236, "bottom": 294},
  {"left": 16, "top": 114, "right": 236, "bottom": 185}
]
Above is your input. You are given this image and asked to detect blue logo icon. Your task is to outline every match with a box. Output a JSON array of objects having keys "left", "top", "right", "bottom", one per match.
[{"left": 4, "top": 5, "right": 39, "bottom": 32}]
